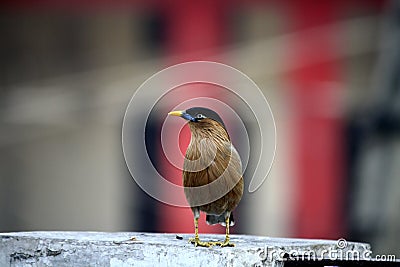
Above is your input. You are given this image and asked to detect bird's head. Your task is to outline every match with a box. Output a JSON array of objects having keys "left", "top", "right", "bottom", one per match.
[{"left": 168, "top": 107, "right": 226, "bottom": 128}]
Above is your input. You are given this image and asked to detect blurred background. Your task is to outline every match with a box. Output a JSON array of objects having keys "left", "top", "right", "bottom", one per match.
[{"left": 1, "top": 0, "right": 399, "bottom": 256}]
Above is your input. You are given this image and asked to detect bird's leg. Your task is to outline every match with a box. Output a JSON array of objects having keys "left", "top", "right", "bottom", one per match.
[
  {"left": 215, "top": 213, "right": 235, "bottom": 247},
  {"left": 220, "top": 216, "right": 234, "bottom": 247},
  {"left": 188, "top": 210, "right": 213, "bottom": 247}
]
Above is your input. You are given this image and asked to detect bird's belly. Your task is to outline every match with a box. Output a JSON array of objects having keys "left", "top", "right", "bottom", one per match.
[
  {"left": 183, "top": 169, "right": 243, "bottom": 215},
  {"left": 183, "top": 137, "right": 243, "bottom": 214},
  {"left": 198, "top": 198, "right": 228, "bottom": 215}
]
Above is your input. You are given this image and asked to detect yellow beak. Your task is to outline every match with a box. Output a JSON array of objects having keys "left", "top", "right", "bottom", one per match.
[{"left": 168, "top": 110, "right": 184, "bottom": 117}]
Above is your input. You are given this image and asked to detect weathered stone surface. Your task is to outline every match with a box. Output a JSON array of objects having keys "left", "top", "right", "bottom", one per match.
[{"left": 0, "top": 232, "right": 371, "bottom": 266}]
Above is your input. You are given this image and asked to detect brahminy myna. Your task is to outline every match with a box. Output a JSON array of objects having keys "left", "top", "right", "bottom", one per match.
[{"left": 168, "top": 107, "right": 244, "bottom": 247}]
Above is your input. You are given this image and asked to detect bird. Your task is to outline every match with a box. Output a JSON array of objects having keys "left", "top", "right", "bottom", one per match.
[{"left": 168, "top": 107, "right": 244, "bottom": 247}]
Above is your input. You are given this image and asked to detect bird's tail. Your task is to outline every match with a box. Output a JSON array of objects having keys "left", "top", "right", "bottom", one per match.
[{"left": 206, "top": 212, "right": 235, "bottom": 226}]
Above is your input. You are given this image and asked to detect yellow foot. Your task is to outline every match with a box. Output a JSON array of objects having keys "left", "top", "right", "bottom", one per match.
[
  {"left": 213, "top": 240, "right": 235, "bottom": 247},
  {"left": 188, "top": 237, "right": 214, "bottom": 247}
]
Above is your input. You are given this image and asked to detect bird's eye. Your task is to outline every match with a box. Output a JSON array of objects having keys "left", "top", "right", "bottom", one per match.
[{"left": 196, "top": 114, "right": 206, "bottom": 119}]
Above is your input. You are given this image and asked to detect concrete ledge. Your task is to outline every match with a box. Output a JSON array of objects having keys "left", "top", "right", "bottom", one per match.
[{"left": 0, "top": 232, "right": 371, "bottom": 266}]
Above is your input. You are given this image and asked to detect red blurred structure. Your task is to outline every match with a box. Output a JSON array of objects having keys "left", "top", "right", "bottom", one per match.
[
  {"left": 159, "top": 0, "right": 228, "bottom": 234},
  {"left": 287, "top": 2, "right": 345, "bottom": 239}
]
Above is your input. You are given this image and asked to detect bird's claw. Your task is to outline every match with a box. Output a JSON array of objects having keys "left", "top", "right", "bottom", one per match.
[
  {"left": 188, "top": 238, "right": 234, "bottom": 247},
  {"left": 188, "top": 237, "right": 213, "bottom": 247},
  {"left": 210, "top": 240, "right": 235, "bottom": 247}
]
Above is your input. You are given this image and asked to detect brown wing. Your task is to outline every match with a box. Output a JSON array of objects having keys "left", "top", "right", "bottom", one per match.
[{"left": 203, "top": 142, "right": 243, "bottom": 214}]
